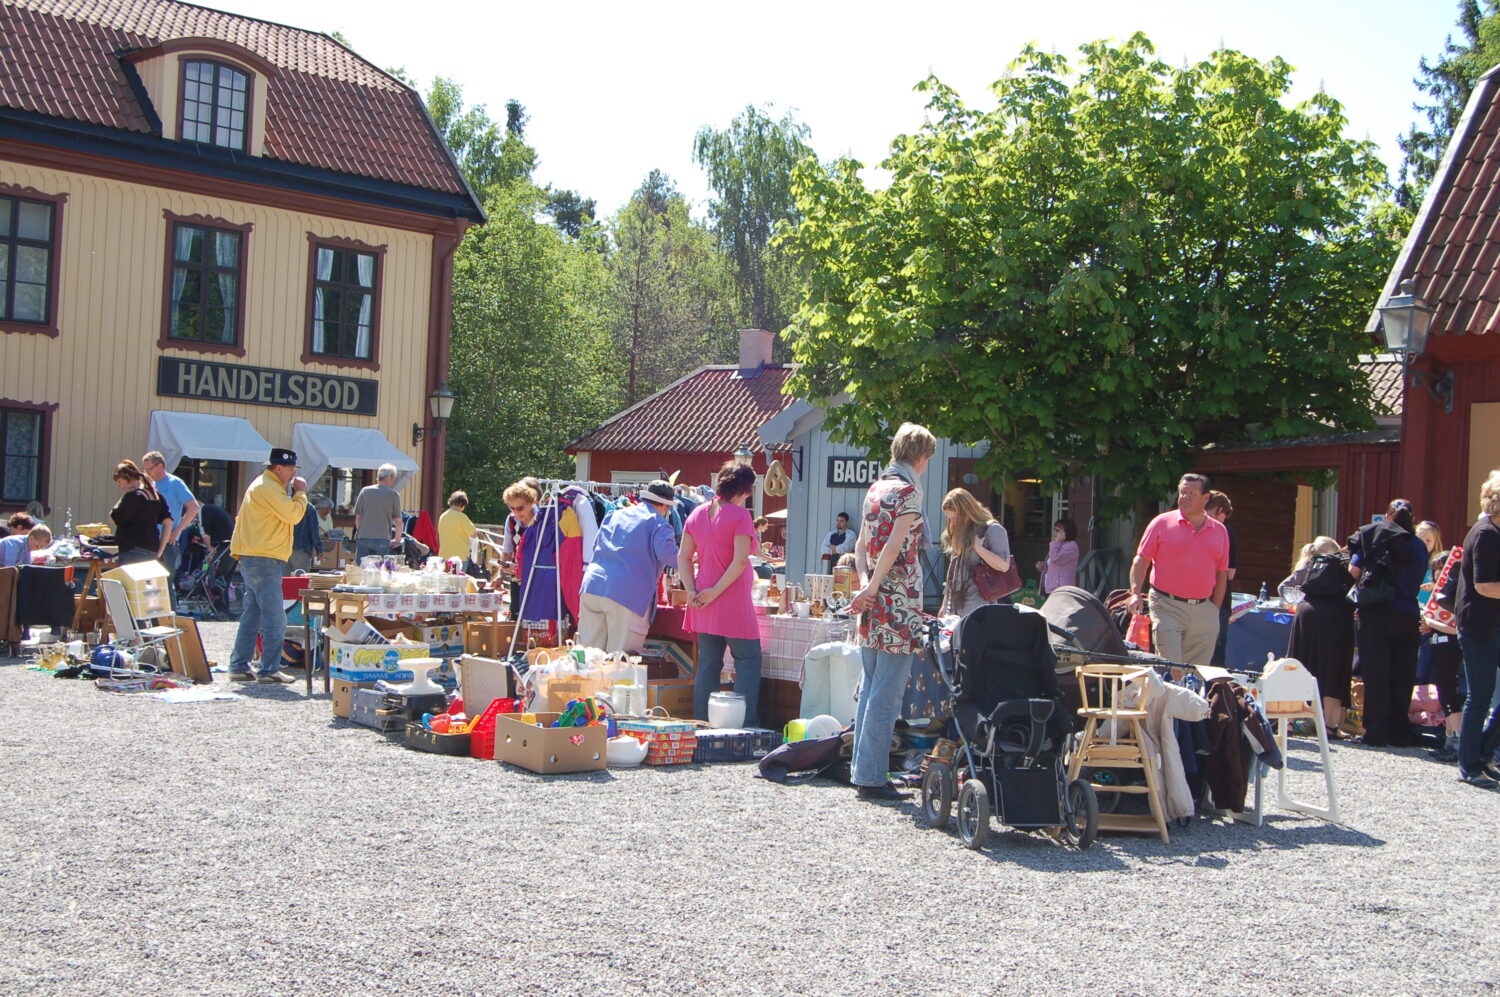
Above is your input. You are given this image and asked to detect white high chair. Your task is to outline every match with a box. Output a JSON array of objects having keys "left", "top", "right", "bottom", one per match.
[{"left": 1248, "top": 656, "right": 1341, "bottom": 824}]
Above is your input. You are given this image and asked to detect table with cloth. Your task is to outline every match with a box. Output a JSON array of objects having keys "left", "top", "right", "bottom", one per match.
[{"left": 1224, "top": 606, "right": 1295, "bottom": 673}]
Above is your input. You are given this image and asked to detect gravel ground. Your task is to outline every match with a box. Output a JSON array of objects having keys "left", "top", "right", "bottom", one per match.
[{"left": 2, "top": 622, "right": 1497, "bottom": 996}]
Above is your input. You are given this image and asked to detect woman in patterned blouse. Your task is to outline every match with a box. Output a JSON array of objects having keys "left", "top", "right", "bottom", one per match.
[{"left": 849, "top": 422, "right": 937, "bottom": 801}]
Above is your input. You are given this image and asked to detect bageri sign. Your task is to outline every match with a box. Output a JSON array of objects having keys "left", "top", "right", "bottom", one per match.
[
  {"left": 826, "top": 456, "right": 884, "bottom": 488},
  {"left": 157, "top": 357, "right": 378, "bottom": 416}
]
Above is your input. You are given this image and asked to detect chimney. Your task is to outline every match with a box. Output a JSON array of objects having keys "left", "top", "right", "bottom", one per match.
[{"left": 738, "top": 328, "right": 774, "bottom": 377}]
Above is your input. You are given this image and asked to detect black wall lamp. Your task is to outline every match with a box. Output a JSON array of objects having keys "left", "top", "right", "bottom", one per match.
[{"left": 412, "top": 382, "right": 457, "bottom": 446}]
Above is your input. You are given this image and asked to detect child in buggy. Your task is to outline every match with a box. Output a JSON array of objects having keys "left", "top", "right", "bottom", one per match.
[{"left": 920, "top": 602, "right": 1098, "bottom": 850}]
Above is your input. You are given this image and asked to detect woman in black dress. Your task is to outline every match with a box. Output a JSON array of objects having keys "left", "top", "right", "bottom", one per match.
[{"left": 1280, "top": 536, "right": 1355, "bottom": 738}]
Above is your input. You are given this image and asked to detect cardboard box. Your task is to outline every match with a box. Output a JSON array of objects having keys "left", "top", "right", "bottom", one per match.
[
  {"left": 328, "top": 641, "right": 431, "bottom": 682},
  {"left": 332, "top": 677, "right": 373, "bottom": 718},
  {"left": 368, "top": 618, "right": 421, "bottom": 642},
  {"left": 464, "top": 620, "right": 518, "bottom": 658},
  {"left": 647, "top": 678, "right": 696, "bottom": 720},
  {"left": 415, "top": 623, "right": 465, "bottom": 658},
  {"left": 494, "top": 712, "right": 606, "bottom": 774},
  {"left": 640, "top": 638, "right": 695, "bottom": 678}
]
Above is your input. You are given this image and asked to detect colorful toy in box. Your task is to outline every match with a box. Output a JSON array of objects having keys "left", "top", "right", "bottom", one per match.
[{"left": 552, "top": 697, "right": 603, "bottom": 728}]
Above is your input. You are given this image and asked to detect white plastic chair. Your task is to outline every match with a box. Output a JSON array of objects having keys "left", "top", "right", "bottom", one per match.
[
  {"left": 100, "top": 578, "right": 182, "bottom": 675},
  {"left": 1249, "top": 656, "right": 1341, "bottom": 824}
]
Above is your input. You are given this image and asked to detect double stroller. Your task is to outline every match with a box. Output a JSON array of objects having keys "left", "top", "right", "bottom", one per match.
[{"left": 920, "top": 602, "right": 1099, "bottom": 851}]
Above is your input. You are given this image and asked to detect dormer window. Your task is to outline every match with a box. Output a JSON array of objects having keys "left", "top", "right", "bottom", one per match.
[{"left": 180, "top": 60, "right": 249, "bottom": 151}]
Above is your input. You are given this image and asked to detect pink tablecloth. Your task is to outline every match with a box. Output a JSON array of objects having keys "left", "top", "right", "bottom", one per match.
[{"left": 725, "top": 614, "right": 845, "bottom": 683}]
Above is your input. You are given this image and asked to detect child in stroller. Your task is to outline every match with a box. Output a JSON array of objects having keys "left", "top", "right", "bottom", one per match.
[{"left": 920, "top": 602, "right": 1098, "bottom": 850}]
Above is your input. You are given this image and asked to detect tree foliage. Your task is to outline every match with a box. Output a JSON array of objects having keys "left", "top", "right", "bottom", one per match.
[
  {"left": 445, "top": 182, "right": 623, "bottom": 521},
  {"left": 426, "top": 80, "right": 536, "bottom": 192},
  {"left": 607, "top": 172, "right": 743, "bottom": 402},
  {"left": 1397, "top": 1, "right": 1500, "bottom": 210},
  {"left": 694, "top": 105, "right": 817, "bottom": 334},
  {"left": 783, "top": 35, "right": 1401, "bottom": 515}
]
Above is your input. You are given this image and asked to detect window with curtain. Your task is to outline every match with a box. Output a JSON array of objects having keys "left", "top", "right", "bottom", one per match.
[
  {"left": 167, "top": 221, "right": 243, "bottom": 346},
  {"left": 181, "top": 60, "right": 249, "bottom": 152},
  {"left": 308, "top": 243, "right": 379, "bottom": 362},
  {"left": 0, "top": 194, "right": 56, "bottom": 326},
  {"left": 0, "top": 406, "right": 44, "bottom": 503}
]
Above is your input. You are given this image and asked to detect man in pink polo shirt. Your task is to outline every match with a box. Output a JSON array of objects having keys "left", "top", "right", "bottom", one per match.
[{"left": 1126, "top": 473, "right": 1231, "bottom": 667}]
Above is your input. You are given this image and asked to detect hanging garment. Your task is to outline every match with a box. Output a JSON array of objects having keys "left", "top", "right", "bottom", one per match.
[
  {"left": 410, "top": 510, "right": 439, "bottom": 554},
  {"left": 556, "top": 490, "right": 585, "bottom": 620},
  {"left": 517, "top": 504, "right": 561, "bottom": 623},
  {"left": 567, "top": 487, "right": 599, "bottom": 563},
  {"left": 1203, "top": 678, "right": 1251, "bottom": 812},
  {"left": 1112, "top": 670, "right": 1211, "bottom": 820}
]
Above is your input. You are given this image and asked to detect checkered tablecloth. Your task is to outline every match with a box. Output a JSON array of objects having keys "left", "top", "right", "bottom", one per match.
[
  {"left": 724, "top": 614, "right": 849, "bottom": 683},
  {"left": 360, "top": 591, "right": 504, "bottom": 615}
]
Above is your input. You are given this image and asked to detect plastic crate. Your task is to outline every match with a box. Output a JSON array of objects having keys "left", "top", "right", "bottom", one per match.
[{"left": 468, "top": 696, "right": 522, "bottom": 760}]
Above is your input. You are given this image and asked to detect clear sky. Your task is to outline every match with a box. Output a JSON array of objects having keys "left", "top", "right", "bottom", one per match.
[{"left": 222, "top": 0, "right": 1463, "bottom": 216}]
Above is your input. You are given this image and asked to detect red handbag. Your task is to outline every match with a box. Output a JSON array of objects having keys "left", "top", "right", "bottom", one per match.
[{"left": 973, "top": 559, "right": 1023, "bottom": 601}]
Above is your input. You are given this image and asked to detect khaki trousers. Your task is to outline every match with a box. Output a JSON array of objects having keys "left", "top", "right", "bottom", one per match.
[
  {"left": 1148, "top": 591, "right": 1220, "bottom": 668},
  {"left": 576, "top": 592, "right": 646, "bottom": 654}
]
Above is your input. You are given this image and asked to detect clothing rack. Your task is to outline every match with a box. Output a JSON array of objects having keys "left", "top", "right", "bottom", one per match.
[{"left": 507, "top": 478, "right": 642, "bottom": 658}]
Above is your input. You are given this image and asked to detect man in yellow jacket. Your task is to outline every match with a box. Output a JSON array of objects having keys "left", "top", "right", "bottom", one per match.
[{"left": 228, "top": 448, "right": 308, "bottom": 683}]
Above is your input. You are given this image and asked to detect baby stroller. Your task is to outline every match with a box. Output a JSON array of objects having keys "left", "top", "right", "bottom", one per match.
[
  {"left": 920, "top": 603, "right": 1099, "bottom": 851},
  {"left": 178, "top": 541, "right": 236, "bottom": 619}
]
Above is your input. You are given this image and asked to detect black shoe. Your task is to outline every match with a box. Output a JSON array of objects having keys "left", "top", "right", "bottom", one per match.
[
  {"left": 856, "top": 784, "right": 909, "bottom": 803},
  {"left": 1458, "top": 768, "right": 1498, "bottom": 789},
  {"left": 1484, "top": 760, "right": 1500, "bottom": 782},
  {"left": 1428, "top": 744, "right": 1459, "bottom": 763}
]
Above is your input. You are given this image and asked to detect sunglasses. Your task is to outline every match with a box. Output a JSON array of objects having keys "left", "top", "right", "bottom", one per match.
[{"left": 508, "top": 504, "right": 528, "bottom": 513}]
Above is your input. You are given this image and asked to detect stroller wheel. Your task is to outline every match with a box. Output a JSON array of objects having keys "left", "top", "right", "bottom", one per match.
[
  {"left": 920, "top": 762, "right": 952, "bottom": 830},
  {"left": 956, "top": 778, "right": 989, "bottom": 850},
  {"left": 1061, "top": 778, "right": 1099, "bottom": 850}
]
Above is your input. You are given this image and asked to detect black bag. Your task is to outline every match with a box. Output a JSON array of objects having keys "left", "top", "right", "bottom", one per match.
[
  {"left": 1348, "top": 522, "right": 1405, "bottom": 607},
  {"left": 1300, "top": 553, "right": 1351, "bottom": 599}
]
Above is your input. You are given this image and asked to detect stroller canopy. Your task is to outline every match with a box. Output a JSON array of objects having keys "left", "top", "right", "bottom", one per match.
[
  {"left": 953, "top": 603, "right": 1062, "bottom": 708},
  {"left": 1040, "top": 585, "right": 1129, "bottom": 657}
]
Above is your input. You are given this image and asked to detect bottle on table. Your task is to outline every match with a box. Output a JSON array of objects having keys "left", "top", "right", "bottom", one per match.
[{"left": 1257, "top": 581, "right": 1268, "bottom": 605}]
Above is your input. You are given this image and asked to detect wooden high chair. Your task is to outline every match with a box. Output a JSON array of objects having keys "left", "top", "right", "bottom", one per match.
[{"left": 1066, "top": 662, "right": 1171, "bottom": 844}]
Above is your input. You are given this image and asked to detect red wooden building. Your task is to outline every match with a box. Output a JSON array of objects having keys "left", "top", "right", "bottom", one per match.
[
  {"left": 565, "top": 330, "right": 797, "bottom": 516},
  {"left": 1365, "top": 62, "right": 1500, "bottom": 538}
]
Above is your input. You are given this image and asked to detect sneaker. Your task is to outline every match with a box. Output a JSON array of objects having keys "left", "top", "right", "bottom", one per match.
[
  {"left": 226, "top": 671, "right": 255, "bottom": 681},
  {"left": 255, "top": 671, "right": 297, "bottom": 684},
  {"left": 1428, "top": 744, "right": 1459, "bottom": 764},
  {"left": 1484, "top": 759, "right": 1500, "bottom": 783},
  {"left": 855, "top": 784, "right": 909, "bottom": 803},
  {"left": 1458, "top": 768, "right": 1498, "bottom": 789}
]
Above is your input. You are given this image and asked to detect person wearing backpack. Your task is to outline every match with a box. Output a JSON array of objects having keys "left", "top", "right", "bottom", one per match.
[
  {"left": 1347, "top": 499, "right": 1430, "bottom": 748},
  {"left": 1280, "top": 536, "right": 1355, "bottom": 737}
]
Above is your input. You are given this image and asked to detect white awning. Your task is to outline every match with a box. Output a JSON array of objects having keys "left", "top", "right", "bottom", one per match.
[
  {"left": 147, "top": 411, "right": 274, "bottom": 472},
  {"left": 291, "top": 423, "right": 419, "bottom": 491}
]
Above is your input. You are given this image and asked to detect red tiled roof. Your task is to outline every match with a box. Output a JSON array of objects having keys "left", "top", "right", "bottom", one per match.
[
  {"left": 0, "top": 0, "right": 469, "bottom": 196},
  {"left": 1375, "top": 66, "right": 1500, "bottom": 336},
  {"left": 568, "top": 366, "right": 799, "bottom": 454},
  {"left": 1360, "top": 356, "right": 1403, "bottom": 416}
]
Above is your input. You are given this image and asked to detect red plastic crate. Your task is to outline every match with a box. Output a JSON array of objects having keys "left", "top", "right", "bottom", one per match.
[{"left": 468, "top": 697, "right": 522, "bottom": 759}]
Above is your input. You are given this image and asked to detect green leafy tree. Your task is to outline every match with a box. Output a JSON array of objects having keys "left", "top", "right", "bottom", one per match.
[
  {"left": 445, "top": 182, "right": 623, "bottom": 520},
  {"left": 425, "top": 81, "right": 536, "bottom": 192},
  {"left": 783, "top": 35, "right": 1401, "bottom": 515},
  {"left": 607, "top": 171, "right": 743, "bottom": 402},
  {"left": 1397, "top": 1, "right": 1500, "bottom": 210},
  {"left": 544, "top": 188, "right": 598, "bottom": 239},
  {"left": 694, "top": 105, "right": 817, "bottom": 334}
]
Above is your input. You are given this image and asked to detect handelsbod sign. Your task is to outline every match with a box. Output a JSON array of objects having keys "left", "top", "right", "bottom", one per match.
[{"left": 156, "top": 357, "right": 378, "bottom": 416}]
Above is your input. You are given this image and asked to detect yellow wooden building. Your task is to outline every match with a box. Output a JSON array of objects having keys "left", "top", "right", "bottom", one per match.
[{"left": 0, "top": 0, "right": 483, "bottom": 528}]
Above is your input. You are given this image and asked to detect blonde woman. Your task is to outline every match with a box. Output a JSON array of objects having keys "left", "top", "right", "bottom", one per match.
[
  {"left": 937, "top": 487, "right": 1012, "bottom": 618},
  {"left": 1416, "top": 520, "right": 1463, "bottom": 762},
  {"left": 1281, "top": 537, "right": 1354, "bottom": 736}
]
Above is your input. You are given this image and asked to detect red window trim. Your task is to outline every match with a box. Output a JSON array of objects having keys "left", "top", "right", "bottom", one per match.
[
  {"left": 159, "top": 209, "right": 253, "bottom": 358},
  {"left": 0, "top": 397, "right": 57, "bottom": 514},
  {"left": 0, "top": 182, "right": 67, "bottom": 338},
  {"left": 302, "top": 232, "right": 386, "bottom": 372},
  {"left": 176, "top": 56, "right": 255, "bottom": 153}
]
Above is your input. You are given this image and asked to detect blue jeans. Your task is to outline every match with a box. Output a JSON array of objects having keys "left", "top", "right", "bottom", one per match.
[
  {"left": 356, "top": 538, "right": 393, "bottom": 561},
  {"left": 693, "top": 633, "right": 762, "bottom": 726},
  {"left": 852, "top": 647, "right": 914, "bottom": 787},
  {"left": 230, "top": 555, "right": 288, "bottom": 677},
  {"left": 1457, "top": 628, "right": 1500, "bottom": 772}
]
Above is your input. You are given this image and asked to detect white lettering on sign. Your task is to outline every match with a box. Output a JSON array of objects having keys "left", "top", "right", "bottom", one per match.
[
  {"left": 827, "top": 457, "right": 883, "bottom": 488},
  {"left": 156, "top": 358, "right": 377, "bottom": 416}
]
